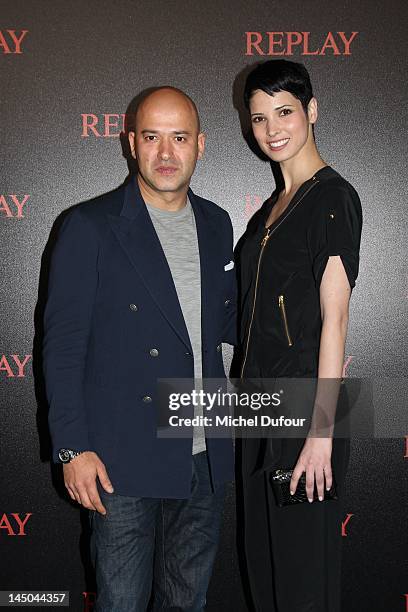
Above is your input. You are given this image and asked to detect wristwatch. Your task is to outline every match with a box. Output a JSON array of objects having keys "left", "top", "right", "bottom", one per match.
[{"left": 58, "top": 448, "right": 84, "bottom": 463}]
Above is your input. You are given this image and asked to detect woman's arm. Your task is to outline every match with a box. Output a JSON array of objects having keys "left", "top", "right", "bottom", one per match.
[
  {"left": 290, "top": 254, "right": 351, "bottom": 502},
  {"left": 316, "top": 254, "right": 350, "bottom": 379}
]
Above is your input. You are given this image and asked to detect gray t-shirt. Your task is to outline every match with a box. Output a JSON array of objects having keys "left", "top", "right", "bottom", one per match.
[{"left": 145, "top": 198, "right": 206, "bottom": 455}]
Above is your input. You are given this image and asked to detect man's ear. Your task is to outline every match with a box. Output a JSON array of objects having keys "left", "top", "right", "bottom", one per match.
[
  {"left": 197, "top": 131, "right": 206, "bottom": 160},
  {"left": 308, "top": 97, "right": 318, "bottom": 125},
  {"left": 128, "top": 131, "right": 137, "bottom": 159}
]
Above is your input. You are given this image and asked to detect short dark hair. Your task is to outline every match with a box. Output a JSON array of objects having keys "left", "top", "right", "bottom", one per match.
[{"left": 244, "top": 59, "right": 314, "bottom": 114}]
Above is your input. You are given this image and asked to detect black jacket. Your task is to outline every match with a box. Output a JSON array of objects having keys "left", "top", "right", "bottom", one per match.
[{"left": 235, "top": 165, "right": 363, "bottom": 381}]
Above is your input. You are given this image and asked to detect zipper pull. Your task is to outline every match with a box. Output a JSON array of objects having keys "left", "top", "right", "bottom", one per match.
[
  {"left": 261, "top": 228, "right": 270, "bottom": 247},
  {"left": 278, "top": 294, "right": 293, "bottom": 346}
]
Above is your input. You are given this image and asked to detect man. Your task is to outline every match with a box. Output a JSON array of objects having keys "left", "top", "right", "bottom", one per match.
[{"left": 42, "top": 87, "right": 236, "bottom": 611}]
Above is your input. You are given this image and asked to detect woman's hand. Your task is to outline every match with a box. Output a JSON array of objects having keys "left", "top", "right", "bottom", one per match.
[{"left": 290, "top": 437, "right": 333, "bottom": 502}]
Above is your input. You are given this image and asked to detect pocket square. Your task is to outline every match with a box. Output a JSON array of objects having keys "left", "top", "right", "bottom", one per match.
[{"left": 224, "top": 260, "right": 234, "bottom": 271}]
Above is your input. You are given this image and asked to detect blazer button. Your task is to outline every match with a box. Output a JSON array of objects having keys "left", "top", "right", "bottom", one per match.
[
  {"left": 129, "top": 303, "right": 138, "bottom": 311},
  {"left": 149, "top": 348, "right": 159, "bottom": 357},
  {"left": 142, "top": 395, "right": 152, "bottom": 403},
  {"left": 216, "top": 344, "right": 222, "bottom": 352},
  {"left": 224, "top": 299, "right": 230, "bottom": 306}
]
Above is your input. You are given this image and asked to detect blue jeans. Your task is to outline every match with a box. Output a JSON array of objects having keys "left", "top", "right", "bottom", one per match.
[{"left": 89, "top": 451, "right": 225, "bottom": 612}]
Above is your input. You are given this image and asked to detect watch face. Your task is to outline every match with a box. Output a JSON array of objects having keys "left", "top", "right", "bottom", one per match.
[{"left": 58, "top": 449, "right": 71, "bottom": 463}]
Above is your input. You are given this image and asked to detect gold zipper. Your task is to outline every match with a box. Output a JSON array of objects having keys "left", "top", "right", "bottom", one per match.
[
  {"left": 278, "top": 295, "right": 293, "bottom": 346},
  {"left": 240, "top": 227, "right": 270, "bottom": 378},
  {"left": 240, "top": 177, "right": 320, "bottom": 379}
]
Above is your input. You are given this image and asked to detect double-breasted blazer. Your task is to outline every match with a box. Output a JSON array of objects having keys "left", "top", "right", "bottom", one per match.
[{"left": 43, "top": 177, "right": 236, "bottom": 498}]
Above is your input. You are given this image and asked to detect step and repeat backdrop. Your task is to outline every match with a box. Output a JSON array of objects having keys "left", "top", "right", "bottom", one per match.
[{"left": 1, "top": 0, "right": 407, "bottom": 610}]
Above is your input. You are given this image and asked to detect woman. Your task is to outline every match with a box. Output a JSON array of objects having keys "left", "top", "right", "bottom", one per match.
[{"left": 235, "top": 60, "right": 362, "bottom": 611}]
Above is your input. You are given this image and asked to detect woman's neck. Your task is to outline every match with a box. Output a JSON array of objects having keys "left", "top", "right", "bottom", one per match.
[{"left": 279, "top": 143, "right": 327, "bottom": 196}]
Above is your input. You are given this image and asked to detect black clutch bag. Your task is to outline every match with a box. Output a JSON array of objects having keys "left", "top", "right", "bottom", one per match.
[{"left": 269, "top": 468, "right": 338, "bottom": 507}]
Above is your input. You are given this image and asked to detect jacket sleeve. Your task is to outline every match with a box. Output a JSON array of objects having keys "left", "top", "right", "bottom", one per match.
[
  {"left": 43, "top": 207, "right": 99, "bottom": 462},
  {"left": 307, "top": 184, "right": 363, "bottom": 291},
  {"left": 222, "top": 213, "right": 238, "bottom": 346}
]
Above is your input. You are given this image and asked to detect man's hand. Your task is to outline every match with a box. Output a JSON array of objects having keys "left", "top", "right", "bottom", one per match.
[
  {"left": 290, "top": 437, "right": 333, "bottom": 503},
  {"left": 63, "top": 451, "right": 114, "bottom": 515}
]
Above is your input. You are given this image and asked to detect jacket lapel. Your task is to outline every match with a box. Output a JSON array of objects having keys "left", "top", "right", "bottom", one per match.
[
  {"left": 106, "top": 178, "right": 192, "bottom": 352},
  {"left": 188, "top": 188, "right": 222, "bottom": 353}
]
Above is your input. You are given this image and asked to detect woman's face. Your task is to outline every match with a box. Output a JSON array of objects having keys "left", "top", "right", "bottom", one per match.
[{"left": 249, "top": 89, "right": 316, "bottom": 163}]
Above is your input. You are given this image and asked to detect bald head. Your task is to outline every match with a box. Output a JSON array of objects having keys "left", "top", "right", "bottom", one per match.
[
  {"left": 135, "top": 86, "right": 201, "bottom": 133},
  {"left": 128, "top": 86, "right": 206, "bottom": 205}
]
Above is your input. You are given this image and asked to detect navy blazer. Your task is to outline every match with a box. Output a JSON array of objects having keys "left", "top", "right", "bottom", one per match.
[{"left": 43, "top": 177, "right": 236, "bottom": 498}]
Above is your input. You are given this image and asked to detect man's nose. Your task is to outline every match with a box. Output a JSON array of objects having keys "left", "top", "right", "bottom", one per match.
[{"left": 158, "top": 138, "right": 172, "bottom": 160}]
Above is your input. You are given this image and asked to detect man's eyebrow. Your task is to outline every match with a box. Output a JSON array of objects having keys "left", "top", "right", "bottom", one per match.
[
  {"left": 172, "top": 130, "right": 191, "bottom": 136},
  {"left": 141, "top": 129, "right": 192, "bottom": 135}
]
